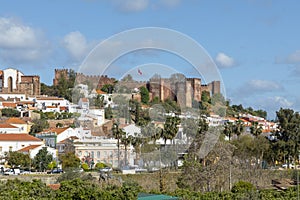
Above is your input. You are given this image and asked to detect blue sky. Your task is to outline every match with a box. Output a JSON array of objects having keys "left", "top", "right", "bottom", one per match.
[{"left": 0, "top": 0, "right": 300, "bottom": 119}]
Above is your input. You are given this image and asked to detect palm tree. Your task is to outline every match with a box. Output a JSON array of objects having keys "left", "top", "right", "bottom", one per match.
[
  {"left": 112, "top": 123, "right": 124, "bottom": 168},
  {"left": 250, "top": 121, "right": 263, "bottom": 138},
  {"left": 223, "top": 122, "right": 234, "bottom": 141},
  {"left": 131, "top": 133, "right": 144, "bottom": 165},
  {"left": 121, "top": 135, "right": 132, "bottom": 167},
  {"left": 233, "top": 120, "right": 244, "bottom": 139}
]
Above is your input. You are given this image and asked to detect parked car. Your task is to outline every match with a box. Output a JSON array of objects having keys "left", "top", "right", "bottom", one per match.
[
  {"left": 20, "top": 170, "right": 31, "bottom": 175},
  {"left": 135, "top": 167, "right": 147, "bottom": 173},
  {"left": 99, "top": 167, "right": 112, "bottom": 173},
  {"left": 47, "top": 169, "right": 64, "bottom": 174},
  {"left": 4, "top": 168, "right": 20, "bottom": 175},
  {"left": 282, "top": 163, "right": 295, "bottom": 169}
]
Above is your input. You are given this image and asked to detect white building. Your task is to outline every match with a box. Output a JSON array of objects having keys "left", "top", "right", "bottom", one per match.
[
  {"left": 6, "top": 117, "right": 29, "bottom": 133},
  {"left": 18, "top": 144, "right": 58, "bottom": 160},
  {"left": 74, "top": 136, "right": 134, "bottom": 168},
  {"left": 0, "top": 134, "right": 43, "bottom": 157},
  {"left": 35, "top": 96, "right": 70, "bottom": 112},
  {"left": 0, "top": 124, "right": 20, "bottom": 133}
]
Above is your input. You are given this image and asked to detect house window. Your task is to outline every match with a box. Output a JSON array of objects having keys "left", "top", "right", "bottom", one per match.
[
  {"left": 0, "top": 146, "right": 2, "bottom": 152},
  {"left": 97, "top": 151, "right": 100, "bottom": 158},
  {"left": 9, "top": 146, "right": 12, "bottom": 151}
]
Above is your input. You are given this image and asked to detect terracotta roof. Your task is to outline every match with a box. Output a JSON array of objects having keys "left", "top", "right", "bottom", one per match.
[
  {"left": 0, "top": 134, "right": 41, "bottom": 141},
  {"left": 0, "top": 124, "right": 18, "bottom": 128},
  {"left": 96, "top": 89, "right": 107, "bottom": 95},
  {"left": 80, "top": 98, "right": 89, "bottom": 102},
  {"left": 57, "top": 136, "right": 79, "bottom": 144},
  {"left": 2, "top": 102, "right": 17, "bottom": 108},
  {"left": 41, "top": 127, "right": 70, "bottom": 135},
  {"left": 36, "top": 97, "right": 64, "bottom": 101},
  {"left": 46, "top": 106, "right": 57, "bottom": 108},
  {"left": 60, "top": 106, "right": 68, "bottom": 111},
  {"left": 6, "top": 117, "right": 27, "bottom": 124},
  {"left": 48, "top": 184, "right": 60, "bottom": 190},
  {"left": 18, "top": 144, "right": 42, "bottom": 152}
]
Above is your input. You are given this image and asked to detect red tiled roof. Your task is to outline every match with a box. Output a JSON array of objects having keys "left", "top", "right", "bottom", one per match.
[
  {"left": 60, "top": 106, "right": 68, "bottom": 111},
  {"left": 6, "top": 117, "right": 27, "bottom": 124},
  {"left": 46, "top": 106, "right": 57, "bottom": 108},
  {"left": 2, "top": 102, "right": 17, "bottom": 108},
  {"left": 80, "top": 98, "right": 89, "bottom": 102},
  {"left": 0, "top": 134, "right": 41, "bottom": 141},
  {"left": 57, "top": 136, "right": 79, "bottom": 144},
  {"left": 48, "top": 184, "right": 60, "bottom": 190},
  {"left": 41, "top": 127, "right": 70, "bottom": 135},
  {"left": 96, "top": 89, "right": 107, "bottom": 95},
  {"left": 18, "top": 144, "right": 42, "bottom": 152},
  {"left": 36, "top": 97, "right": 64, "bottom": 101},
  {"left": 0, "top": 124, "right": 18, "bottom": 128}
]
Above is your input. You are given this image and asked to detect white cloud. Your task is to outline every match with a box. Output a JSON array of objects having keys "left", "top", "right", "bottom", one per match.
[
  {"left": 0, "top": 17, "right": 50, "bottom": 64},
  {"left": 233, "top": 79, "right": 283, "bottom": 99},
  {"left": 215, "top": 52, "right": 235, "bottom": 68},
  {"left": 247, "top": 79, "right": 282, "bottom": 91},
  {"left": 106, "top": 0, "right": 182, "bottom": 13},
  {"left": 111, "top": 0, "right": 149, "bottom": 12},
  {"left": 62, "top": 31, "right": 90, "bottom": 61},
  {"left": 159, "top": 0, "right": 181, "bottom": 8},
  {"left": 286, "top": 50, "right": 300, "bottom": 63}
]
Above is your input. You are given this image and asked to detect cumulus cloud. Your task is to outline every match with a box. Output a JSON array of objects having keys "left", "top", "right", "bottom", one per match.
[
  {"left": 159, "top": 0, "right": 182, "bottom": 8},
  {"left": 233, "top": 79, "right": 283, "bottom": 99},
  {"left": 63, "top": 31, "right": 88, "bottom": 60},
  {"left": 106, "top": 0, "right": 182, "bottom": 13},
  {"left": 0, "top": 17, "right": 50, "bottom": 64},
  {"left": 111, "top": 0, "right": 149, "bottom": 12},
  {"left": 286, "top": 50, "right": 300, "bottom": 63},
  {"left": 247, "top": 79, "right": 282, "bottom": 91},
  {"left": 215, "top": 52, "right": 235, "bottom": 68}
]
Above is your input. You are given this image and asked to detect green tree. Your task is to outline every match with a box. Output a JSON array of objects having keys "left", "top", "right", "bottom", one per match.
[
  {"left": 250, "top": 121, "right": 263, "bottom": 138},
  {"left": 59, "top": 152, "right": 81, "bottom": 170},
  {"left": 101, "top": 84, "right": 114, "bottom": 93},
  {"left": 5, "top": 151, "right": 31, "bottom": 168},
  {"left": 121, "top": 135, "right": 132, "bottom": 167},
  {"left": 1, "top": 108, "right": 20, "bottom": 117},
  {"left": 94, "top": 94, "right": 105, "bottom": 108},
  {"left": 140, "top": 86, "right": 149, "bottom": 104},
  {"left": 233, "top": 120, "right": 245, "bottom": 139},
  {"left": 104, "top": 105, "right": 113, "bottom": 119},
  {"left": 162, "top": 116, "right": 180, "bottom": 145},
  {"left": 201, "top": 90, "right": 211, "bottom": 103},
  {"left": 223, "top": 122, "right": 234, "bottom": 141},
  {"left": 33, "top": 147, "right": 53, "bottom": 171},
  {"left": 29, "top": 119, "right": 49, "bottom": 135},
  {"left": 112, "top": 123, "right": 125, "bottom": 168},
  {"left": 274, "top": 108, "right": 300, "bottom": 167}
]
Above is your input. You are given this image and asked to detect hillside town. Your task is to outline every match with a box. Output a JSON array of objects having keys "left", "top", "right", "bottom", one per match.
[{"left": 0, "top": 67, "right": 278, "bottom": 173}]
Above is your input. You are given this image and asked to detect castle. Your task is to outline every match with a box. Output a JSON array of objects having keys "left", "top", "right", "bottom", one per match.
[
  {"left": 53, "top": 69, "right": 116, "bottom": 89},
  {"left": 146, "top": 74, "right": 220, "bottom": 107},
  {"left": 54, "top": 69, "right": 221, "bottom": 108},
  {"left": 0, "top": 68, "right": 40, "bottom": 95}
]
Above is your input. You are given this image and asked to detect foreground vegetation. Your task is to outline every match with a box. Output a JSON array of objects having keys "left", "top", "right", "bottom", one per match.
[{"left": 1, "top": 176, "right": 300, "bottom": 200}]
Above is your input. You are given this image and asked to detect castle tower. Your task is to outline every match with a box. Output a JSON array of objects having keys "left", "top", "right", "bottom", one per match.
[{"left": 53, "top": 69, "right": 69, "bottom": 86}]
